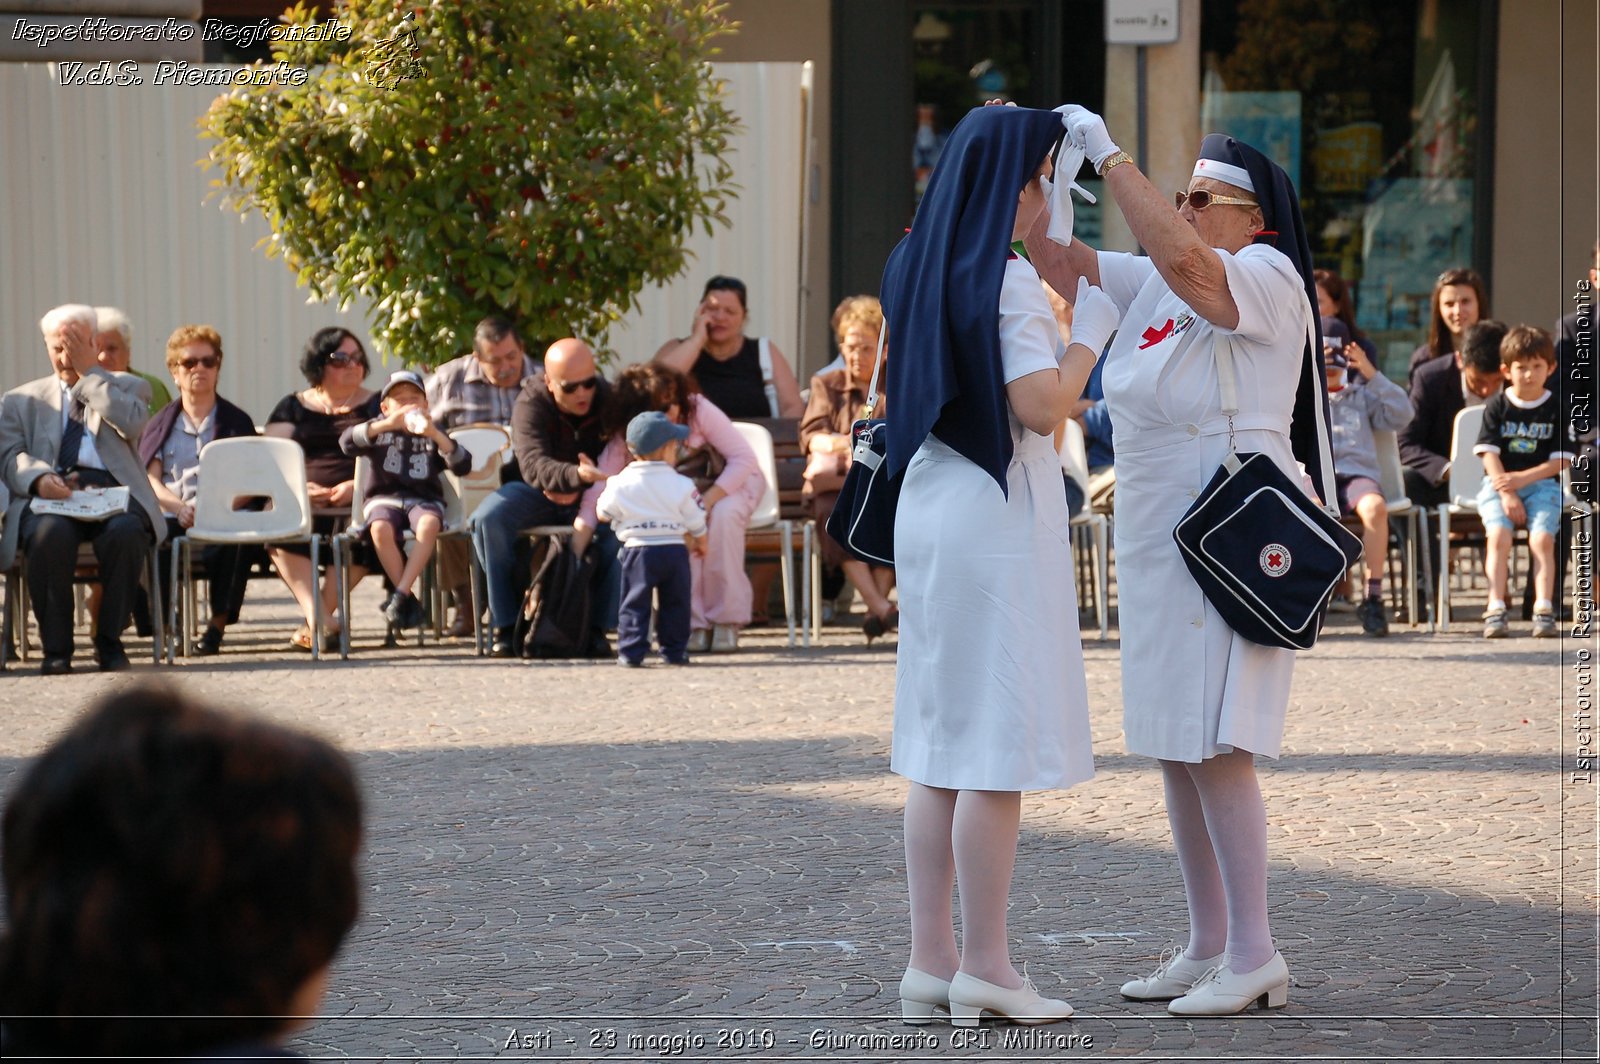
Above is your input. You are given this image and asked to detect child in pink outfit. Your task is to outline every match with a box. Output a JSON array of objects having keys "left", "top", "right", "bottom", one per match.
[{"left": 581, "top": 384, "right": 765, "bottom": 651}]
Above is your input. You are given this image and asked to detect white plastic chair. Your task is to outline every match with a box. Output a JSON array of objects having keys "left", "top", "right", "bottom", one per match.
[
  {"left": 1435, "top": 406, "right": 1486, "bottom": 631},
  {"left": 1060, "top": 418, "right": 1110, "bottom": 640},
  {"left": 731, "top": 420, "right": 798, "bottom": 646},
  {"left": 446, "top": 424, "right": 509, "bottom": 650},
  {"left": 167, "top": 437, "right": 318, "bottom": 660},
  {"left": 1372, "top": 428, "right": 1435, "bottom": 631},
  {"left": 449, "top": 422, "right": 512, "bottom": 473}
]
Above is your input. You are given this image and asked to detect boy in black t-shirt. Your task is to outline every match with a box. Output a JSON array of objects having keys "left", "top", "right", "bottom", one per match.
[
  {"left": 340, "top": 371, "right": 472, "bottom": 629},
  {"left": 1473, "top": 326, "right": 1573, "bottom": 638}
]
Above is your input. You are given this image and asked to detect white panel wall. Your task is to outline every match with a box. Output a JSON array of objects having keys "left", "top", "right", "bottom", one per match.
[{"left": 0, "top": 61, "right": 804, "bottom": 418}]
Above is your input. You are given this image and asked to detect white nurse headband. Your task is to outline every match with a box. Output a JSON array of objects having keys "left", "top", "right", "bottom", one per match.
[{"left": 1191, "top": 157, "right": 1256, "bottom": 192}]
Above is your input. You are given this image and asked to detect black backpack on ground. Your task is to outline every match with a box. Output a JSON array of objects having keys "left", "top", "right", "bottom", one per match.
[{"left": 516, "top": 534, "right": 612, "bottom": 659}]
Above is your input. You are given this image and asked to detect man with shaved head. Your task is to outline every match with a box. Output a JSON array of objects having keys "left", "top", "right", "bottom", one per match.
[{"left": 472, "top": 337, "right": 617, "bottom": 656}]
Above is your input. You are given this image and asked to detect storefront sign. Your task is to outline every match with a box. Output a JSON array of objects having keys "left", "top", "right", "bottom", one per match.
[{"left": 1105, "top": 0, "right": 1180, "bottom": 45}]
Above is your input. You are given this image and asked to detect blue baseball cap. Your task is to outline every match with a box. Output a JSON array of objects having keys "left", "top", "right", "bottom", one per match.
[
  {"left": 626, "top": 410, "right": 689, "bottom": 456},
  {"left": 380, "top": 369, "right": 427, "bottom": 399}
]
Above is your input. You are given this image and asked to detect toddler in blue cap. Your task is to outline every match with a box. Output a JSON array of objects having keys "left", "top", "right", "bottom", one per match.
[{"left": 595, "top": 411, "right": 709, "bottom": 665}]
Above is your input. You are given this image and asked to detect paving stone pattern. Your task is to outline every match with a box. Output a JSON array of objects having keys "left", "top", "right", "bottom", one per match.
[{"left": 0, "top": 581, "right": 1594, "bottom": 1062}]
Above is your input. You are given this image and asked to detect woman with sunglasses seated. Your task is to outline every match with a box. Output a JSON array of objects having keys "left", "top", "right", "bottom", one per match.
[
  {"left": 263, "top": 327, "right": 380, "bottom": 651},
  {"left": 138, "top": 325, "right": 258, "bottom": 655},
  {"left": 1025, "top": 114, "right": 1339, "bottom": 1015}
]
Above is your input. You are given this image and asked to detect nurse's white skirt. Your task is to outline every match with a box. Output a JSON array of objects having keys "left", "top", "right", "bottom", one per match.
[{"left": 890, "top": 434, "right": 1095, "bottom": 792}]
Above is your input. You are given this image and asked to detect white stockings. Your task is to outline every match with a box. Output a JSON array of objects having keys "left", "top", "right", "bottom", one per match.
[
  {"left": 1159, "top": 751, "right": 1274, "bottom": 973},
  {"left": 904, "top": 783, "right": 1025, "bottom": 988}
]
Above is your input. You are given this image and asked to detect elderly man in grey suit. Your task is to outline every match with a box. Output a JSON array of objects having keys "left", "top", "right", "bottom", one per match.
[{"left": 0, "top": 305, "right": 165, "bottom": 674}]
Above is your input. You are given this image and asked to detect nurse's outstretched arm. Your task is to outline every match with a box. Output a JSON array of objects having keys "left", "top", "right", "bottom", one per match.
[
  {"left": 1023, "top": 209, "right": 1101, "bottom": 296},
  {"left": 1100, "top": 162, "right": 1243, "bottom": 330},
  {"left": 1006, "top": 279, "right": 1119, "bottom": 436}
]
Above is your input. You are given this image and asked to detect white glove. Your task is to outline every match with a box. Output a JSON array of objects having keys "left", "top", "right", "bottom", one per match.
[
  {"left": 1060, "top": 104, "right": 1120, "bottom": 169},
  {"left": 1068, "top": 276, "right": 1120, "bottom": 357}
]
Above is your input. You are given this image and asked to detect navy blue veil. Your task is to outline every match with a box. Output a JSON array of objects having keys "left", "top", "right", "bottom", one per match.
[{"left": 881, "top": 106, "right": 1065, "bottom": 490}]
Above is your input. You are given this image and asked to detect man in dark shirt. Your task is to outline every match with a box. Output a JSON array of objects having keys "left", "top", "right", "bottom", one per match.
[
  {"left": 1398, "top": 321, "right": 1507, "bottom": 614},
  {"left": 472, "top": 338, "right": 617, "bottom": 656},
  {"left": 1399, "top": 320, "right": 1508, "bottom": 510}
]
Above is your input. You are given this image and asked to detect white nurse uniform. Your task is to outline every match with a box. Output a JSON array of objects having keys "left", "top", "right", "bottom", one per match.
[
  {"left": 890, "top": 256, "right": 1096, "bottom": 792},
  {"left": 1098, "top": 241, "right": 1309, "bottom": 763}
]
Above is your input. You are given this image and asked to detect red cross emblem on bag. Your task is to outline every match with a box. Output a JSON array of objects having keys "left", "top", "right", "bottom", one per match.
[{"left": 1259, "top": 544, "right": 1292, "bottom": 577}]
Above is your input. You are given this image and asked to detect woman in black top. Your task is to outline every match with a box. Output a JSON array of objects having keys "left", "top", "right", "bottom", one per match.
[
  {"left": 653, "top": 275, "right": 804, "bottom": 419},
  {"left": 263, "top": 327, "right": 381, "bottom": 650}
]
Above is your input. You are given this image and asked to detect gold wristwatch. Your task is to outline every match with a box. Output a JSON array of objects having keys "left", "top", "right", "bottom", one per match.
[{"left": 1097, "top": 150, "right": 1134, "bottom": 176}]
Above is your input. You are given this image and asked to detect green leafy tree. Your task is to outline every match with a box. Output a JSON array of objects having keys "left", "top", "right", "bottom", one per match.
[{"left": 202, "top": 0, "right": 739, "bottom": 366}]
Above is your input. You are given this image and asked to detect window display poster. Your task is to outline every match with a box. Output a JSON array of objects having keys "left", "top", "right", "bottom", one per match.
[
  {"left": 1312, "top": 122, "right": 1384, "bottom": 195},
  {"left": 1199, "top": 91, "right": 1301, "bottom": 189},
  {"left": 1356, "top": 177, "right": 1473, "bottom": 335}
]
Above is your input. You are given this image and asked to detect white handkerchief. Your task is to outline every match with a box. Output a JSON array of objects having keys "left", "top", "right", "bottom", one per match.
[{"left": 1040, "top": 106, "right": 1096, "bottom": 246}]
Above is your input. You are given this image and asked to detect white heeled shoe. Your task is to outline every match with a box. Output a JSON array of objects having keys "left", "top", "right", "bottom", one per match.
[
  {"left": 898, "top": 968, "right": 952, "bottom": 1025},
  {"left": 947, "top": 970, "right": 1074, "bottom": 1026},
  {"left": 1120, "top": 946, "right": 1225, "bottom": 1001},
  {"left": 1166, "top": 951, "right": 1289, "bottom": 1016}
]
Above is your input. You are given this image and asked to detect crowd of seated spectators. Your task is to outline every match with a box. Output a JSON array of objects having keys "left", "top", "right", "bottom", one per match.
[{"left": 3, "top": 259, "right": 1586, "bottom": 671}]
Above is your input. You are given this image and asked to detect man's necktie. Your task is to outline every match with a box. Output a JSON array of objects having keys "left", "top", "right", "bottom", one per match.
[{"left": 57, "top": 397, "right": 85, "bottom": 473}]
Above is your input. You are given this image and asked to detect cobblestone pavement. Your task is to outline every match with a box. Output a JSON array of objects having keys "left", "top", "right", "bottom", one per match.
[{"left": 0, "top": 577, "right": 1594, "bottom": 1062}]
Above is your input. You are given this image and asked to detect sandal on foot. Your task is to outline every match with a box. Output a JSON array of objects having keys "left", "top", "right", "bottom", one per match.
[{"left": 290, "top": 624, "right": 340, "bottom": 653}]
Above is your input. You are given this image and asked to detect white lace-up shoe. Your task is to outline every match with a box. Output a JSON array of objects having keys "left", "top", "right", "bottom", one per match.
[
  {"left": 1167, "top": 951, "right": 1289, "bottom": 1016},
  {"left": 898, "top": 968, "right": 952, "bottom": 1025},
  {"left": 947, "top": 970, "right": 1074, "bottom": 1026},
  {"left": 1119, "top": 946, "right": 1225, "bottom": 1001}
]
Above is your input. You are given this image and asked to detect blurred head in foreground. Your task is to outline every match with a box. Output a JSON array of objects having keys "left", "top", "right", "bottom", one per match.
[{"left": 1, "top": 685, "right": 363, "bottom": 1057}]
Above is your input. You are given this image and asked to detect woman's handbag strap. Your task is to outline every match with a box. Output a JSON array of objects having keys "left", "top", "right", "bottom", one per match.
[
  {"left": 1212, "top": 292, "right": 1338, "bottom": 517},
  {"left": 1212, "top": 294, "right": 1317, "bottom": 418},
  {"left": 862, "top": 318, "right": 888, "bottom": 419}
]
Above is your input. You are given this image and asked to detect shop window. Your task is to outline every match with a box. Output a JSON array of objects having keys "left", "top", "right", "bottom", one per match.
[
  {"left": 1201, "top": 0, "right": 1490, "bottom": 374},
  {"left": 910, "top": 2, "right": 1106, "bottom": 237},
  {"left": 912, "top": 5, "right": 1040, "bottom": 201}
]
